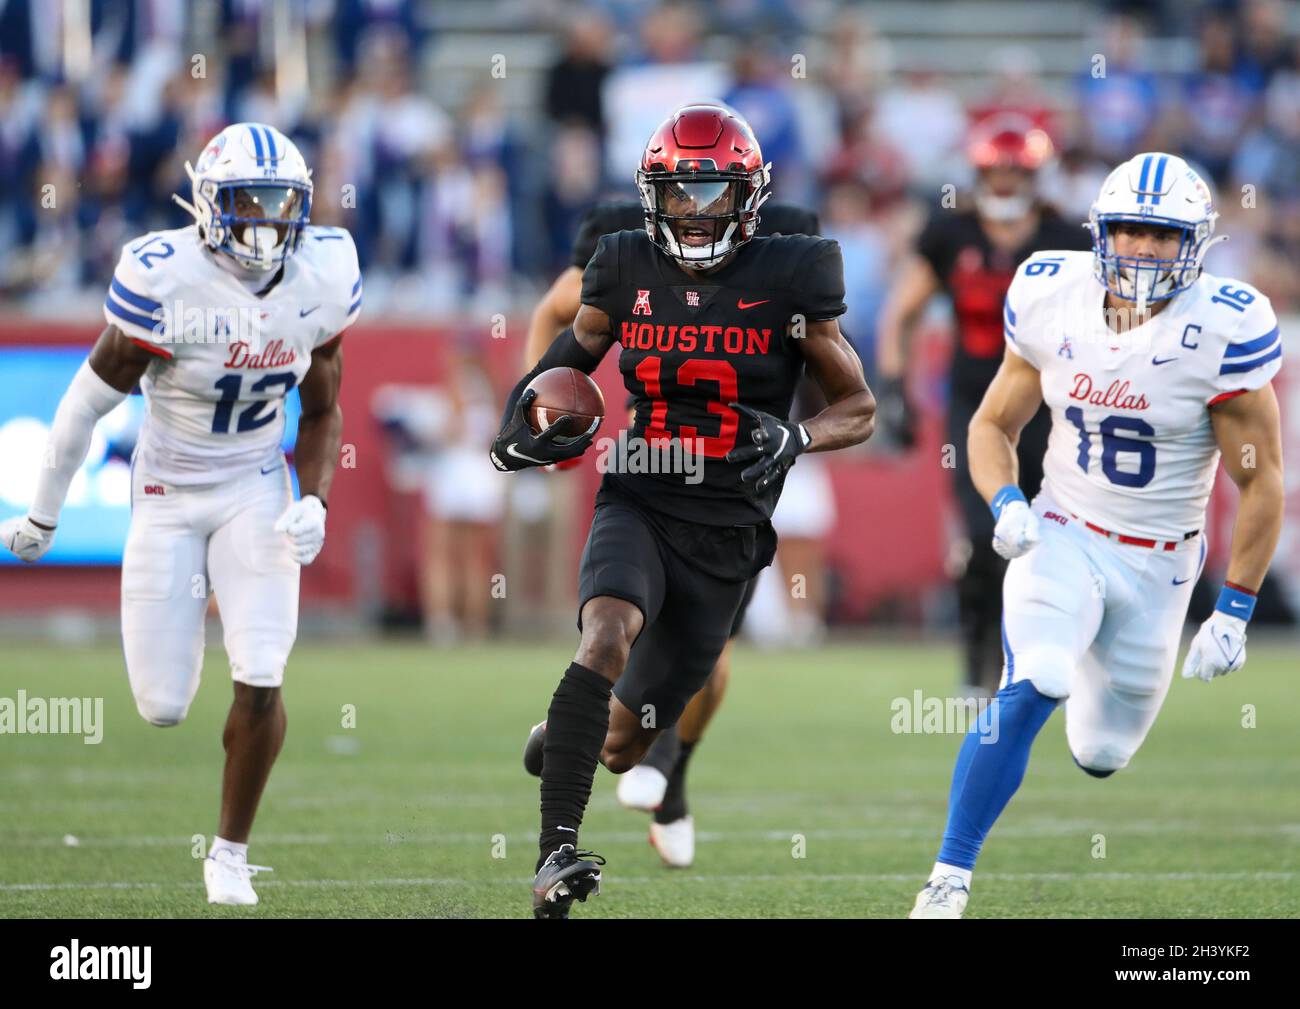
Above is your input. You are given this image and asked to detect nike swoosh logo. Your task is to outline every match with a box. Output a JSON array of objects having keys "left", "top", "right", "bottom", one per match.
[
  {"left": 1172, "top": 576, "right": 1193, "bottom": 585},
  {"left": 260, "top": 464, "right": 280, "bottom": 475},
  {"left": 506, "top": 443, "right": 550, "bottom": 466},
  {"left": 1228, "top": 600, "right": 1248, "bottom": 609},
  {"left": 299, "top": 305, "right": 320, "bottom": 317},
  {"left": 775, "top": 425, "right": 790, "bottom": 458},
  {"left": 737, "top": 299, "right": 769, "bottom": 310},
  {"left": 1152, "top": 356, "right": 1177, "bottom": 365}
]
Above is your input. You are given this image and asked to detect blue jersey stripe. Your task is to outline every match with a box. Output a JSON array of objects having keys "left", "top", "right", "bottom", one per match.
[
  {"left": 1219, "top": 344, "right": 1282, "bottom": 375},
  {"left": 105, "top": 293, "right": 160, "bottom": 333},
  {"left": 351, "top": 275, "right": 362, "bottom": 295},
  {"left": 1004, "top": 302, "right": 1017, "bottom": 327},
  {"left": 347, "top": 295, "right": 363, "bottom": 316},
  {"left": 1223, "top": 325, "right": 1280, "bottom": 358},
  {"left": 110, "top": 276, "right": 161, "bottom": 313},
  {"left": 1004, "top": 325, "right": 1016, "bottom": 343},
  {"left": 249, "top": 126, "right": 265, "bottom": 166}
]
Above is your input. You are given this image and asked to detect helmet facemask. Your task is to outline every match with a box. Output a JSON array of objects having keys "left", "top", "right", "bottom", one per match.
[
  {"left": 1089, "top": 212, "right": 1217, "bottom": 314},
  {"left": 210, "top": 180, "right": 312, "bottom": 270},
  {"left": 638, "top": 165, "right": 769, "bottom": 270}
]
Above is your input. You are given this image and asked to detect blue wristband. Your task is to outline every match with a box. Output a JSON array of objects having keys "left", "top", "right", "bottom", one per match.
[
  {"left": 1215, "top": 583, "right": 1257, "bottom": 622},
  {"left": 990, "top": 485, "right": 1027, "bottom": 520}
]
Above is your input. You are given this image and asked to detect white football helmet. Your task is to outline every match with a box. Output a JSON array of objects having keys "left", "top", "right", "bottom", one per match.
[
  {"left": 174, "top": 123, "right": 313, "bottom": 271},
  {"left": 1088, "top": 152, "right": 1224, "bottom": 311}
]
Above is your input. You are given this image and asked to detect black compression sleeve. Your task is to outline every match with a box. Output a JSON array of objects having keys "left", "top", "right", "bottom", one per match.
[{"left": 498, "top": 327, "right": 603, "bottom": 432}]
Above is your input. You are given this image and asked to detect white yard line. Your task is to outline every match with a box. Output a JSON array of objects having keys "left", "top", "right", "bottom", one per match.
[
  {"left": 6, "top": 820, "right": 1299, "bottom": 848},
  {"left": 1, "top": 870, "right": 1295, "bottom": 894}
]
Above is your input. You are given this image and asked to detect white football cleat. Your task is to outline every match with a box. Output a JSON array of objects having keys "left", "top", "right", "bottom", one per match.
[
  {"left": 616, "top": 765, "right": 668, "bottom": 812},
  {"left": 909, "top": 875, "right": 969, "bottom": 918},
  {"left": 648, "top": 816, "right": 695, "bottom": 868},
  {"left": 204, "top": 849, "right": 271, "bottom": 906}
]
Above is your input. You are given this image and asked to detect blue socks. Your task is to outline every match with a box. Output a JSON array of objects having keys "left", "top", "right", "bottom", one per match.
[{"left": 936, "top": 679, "right": 1059, "bottom": 870}]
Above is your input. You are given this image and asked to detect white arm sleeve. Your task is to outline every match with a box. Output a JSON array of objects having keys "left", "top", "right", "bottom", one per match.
[{"left": 28, "top": 362, "right": 128, "bottom": 526}]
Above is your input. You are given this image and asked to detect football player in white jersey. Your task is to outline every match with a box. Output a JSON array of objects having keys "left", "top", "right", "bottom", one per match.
[
  {"left": 909, "top": 153, "right": 1284, "bottom": 918},
  {"left": 1, "top": 123, "right": 361, "bottom": 906}
]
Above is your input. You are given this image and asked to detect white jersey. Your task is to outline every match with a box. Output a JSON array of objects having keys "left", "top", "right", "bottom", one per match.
[
  {"left": 1004, "top": 251, "right": 1281, "bottom": 540},
  {"left": 103, "top": 224, "right": 361, "bottom": 485}
]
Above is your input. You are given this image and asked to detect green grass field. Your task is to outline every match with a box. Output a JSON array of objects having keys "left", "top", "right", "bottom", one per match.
[{"left": 1, "top": 638, "right": 1295, "bottom": 918}]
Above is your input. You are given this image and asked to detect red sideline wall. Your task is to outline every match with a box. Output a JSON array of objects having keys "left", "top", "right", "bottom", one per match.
[{"left": 0, "top": 319, "right": 949, "bottom": 620}]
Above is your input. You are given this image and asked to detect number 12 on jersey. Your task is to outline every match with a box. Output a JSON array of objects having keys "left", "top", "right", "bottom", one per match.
[
  {"left": 1064, "top": 406, "right": 1156, "bottom": 488},
  {"left": 211, "top": 372, "right": 297, "bottom": 434}
]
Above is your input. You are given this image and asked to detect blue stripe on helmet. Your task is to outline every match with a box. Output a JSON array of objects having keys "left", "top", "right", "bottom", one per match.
[
  {"left": 1150, "top": 155, "right": 1168, "bottom": 206},
  {"left": 1135, "top": 154, "right": 1153, "bottom": 205},
  {"left": 249, "top": 126, "right": 265, "bottom": 167},
  {"left": 263, "top": 126, "right": 277, "bottom": 165}
]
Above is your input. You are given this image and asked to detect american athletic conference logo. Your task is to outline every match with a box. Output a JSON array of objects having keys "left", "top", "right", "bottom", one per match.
[{"left": 632, "top": 289, "right": 652, "bottom": 316}]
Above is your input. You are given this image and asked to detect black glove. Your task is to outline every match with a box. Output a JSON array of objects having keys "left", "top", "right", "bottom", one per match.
[
  {"left": 725, "top": 403, "right": 811, "bottom": 493},
  {"left": 490, "top": 388, "right": 595, "bottom": 472},
  {"left": 875, "top": 375, "right": 917, "bottom": 450}
]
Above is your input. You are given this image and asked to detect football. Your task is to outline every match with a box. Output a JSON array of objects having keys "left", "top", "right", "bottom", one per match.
[{"left": 525, "top": 367, "right": 605, "bottom": 444}]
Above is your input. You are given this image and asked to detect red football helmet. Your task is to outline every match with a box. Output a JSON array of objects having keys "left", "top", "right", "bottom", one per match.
[
  {"left": 635, "top": 103, "right": 771, "bottom": 270},
  {"left": 965, "top": 113, "right": 1054, "bottom": 221}
]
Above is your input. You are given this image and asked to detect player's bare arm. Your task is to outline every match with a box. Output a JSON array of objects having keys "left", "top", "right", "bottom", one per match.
[
  {"left": 967, "top": 349, "right": 1043, "bottom": 505},
  {"left": 799, "top": 318, "right": 876, "bottom": 451},
  {"left": 1181, "top": 382, "right": 1284, "bottom": 685},
  {"left": 876, "top": 254, "right": 941, "bottom": 381},
  {"left": 270, "top": 336, "right": 344, "bottom": 567},
  {"left": 967, "top": 349, "right": 1045, "bottom": 560},
  {"left": 874, "top": 254, "right": 940, "bottom": 445},
  {"left": 725, "top": 320, "right": 871, "bottom": 493},
  {"left": 525, "top": 266, "right": 583, "bottom": 367},
  {"left": 1210, "top": 385, "right": 1284, "bottom": 592},
  {"left": 87, "top": 323, "right": 157, "bottom": 394},
  {"left": 294, "top": 337, "right": 345, "bottom": 504}
]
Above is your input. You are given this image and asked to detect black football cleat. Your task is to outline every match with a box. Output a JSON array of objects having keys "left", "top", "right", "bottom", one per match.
[
  {"left": 532, "top": 844, "right": 606, "bottom": 919},
  {"left": 523, "top": 720, "right": 546, "bottom": 777}
]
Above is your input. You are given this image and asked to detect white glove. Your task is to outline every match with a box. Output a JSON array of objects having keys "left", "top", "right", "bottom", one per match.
[
  {"left": 992, "top": 500, "right": 1041, "bottom": 560},
  {"left": 1, "top": 516, "right": 56, "bottom": 563},
  {"left": 274, "top": 495, "right": 327, "bottom": 565},
  {"left": 1181, "top": 612, "right": 1247, "bottom": 682}
]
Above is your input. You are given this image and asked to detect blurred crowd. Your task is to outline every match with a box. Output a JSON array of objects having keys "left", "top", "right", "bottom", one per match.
[
  {"left": 1, "top": 0, "right": 1297, "bottom": 339},
  {"left": 2, "top": 0, "right": 1297, "bottom": 641}
]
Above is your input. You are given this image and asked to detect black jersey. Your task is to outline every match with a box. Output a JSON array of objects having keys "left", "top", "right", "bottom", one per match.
[
  {"left": 571, "top": 201, "right": 821, "bottom": 270},
  {"left": 916, "top": 205, "right": 1091, "bottom": 397},
  {"left": 582, "top": 227, "right": 845, "bottom": 526}
]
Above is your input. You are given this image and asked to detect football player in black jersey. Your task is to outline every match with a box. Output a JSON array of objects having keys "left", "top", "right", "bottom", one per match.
[
  {"left": 523, "top": 198, "right": 823, "bottom": 870},
  {"left": 876, "top": 115, "right": 1092, "bottom": 696},
  {"left": 493, "top": 104, "right": 875, "bottom": 918}
]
